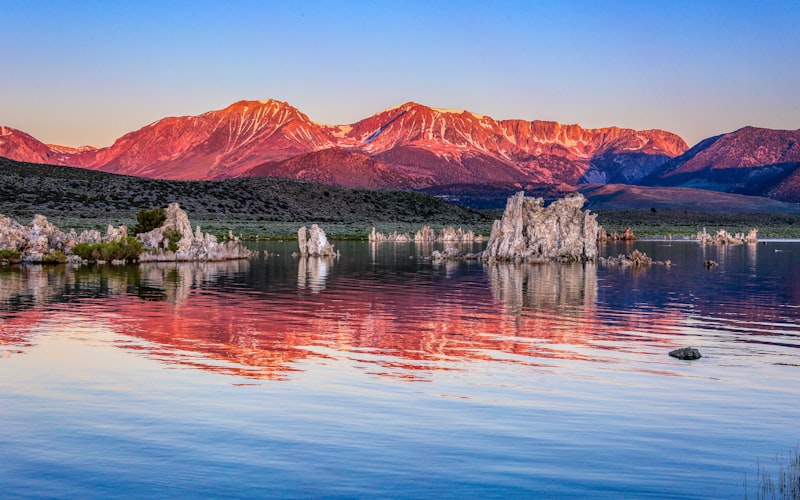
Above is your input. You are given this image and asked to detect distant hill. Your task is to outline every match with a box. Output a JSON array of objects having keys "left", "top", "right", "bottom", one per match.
[
  {"left": 0, "top": 156, "right": 489, "bottom": 228},
  {"left": 643, "top": 127, "right": 800, "bottom": 201},
  {"left": 421, "top": 182, "right": 800, "bottom": 213}
]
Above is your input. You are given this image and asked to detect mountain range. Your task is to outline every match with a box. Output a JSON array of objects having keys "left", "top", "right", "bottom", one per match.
[{"left": 1, "top": 99, "right": 798, "bottom": 206}]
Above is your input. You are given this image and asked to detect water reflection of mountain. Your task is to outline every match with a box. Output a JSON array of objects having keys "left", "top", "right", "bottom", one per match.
[
  {"left": 0, "top": 255, "right": 635, "bottom": 379},
  {"left": 2, "top": 241, "right": 798, "bottom": 379}
]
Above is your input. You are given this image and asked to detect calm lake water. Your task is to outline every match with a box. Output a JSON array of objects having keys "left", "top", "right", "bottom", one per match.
[{"left": 1, "top": 240, "right": 798, "bottom": 498}]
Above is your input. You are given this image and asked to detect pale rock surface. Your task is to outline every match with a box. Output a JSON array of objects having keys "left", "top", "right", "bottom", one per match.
[
  {"left": 298, "top": 224, "right": 337, "bottom": 257},
  {"left": 481, "top": 192, "right": 600, "bottom": 263},
  {"left": 599, "top": 249, "right": 654, "bottom": 267},
  {"left": 102, "top": 225, "right": 128, "bottom": 243},
  {"left": 431, "top": 244, "right": 464, "bottom": 261},
  {"left": 0, "top": 213, "right": 77, "bottom": 262},
  {"left": 414, "top": 225, "right": 436, "bottom": 243},
  {"left": 0, "top": 215, "right": 26, "bottom": 251},
  {"left": 369, "top": 227, "right": 412, "bottom": 242},
  {"left": 77, "top": 229, "right": 102, "bottom": 244}
]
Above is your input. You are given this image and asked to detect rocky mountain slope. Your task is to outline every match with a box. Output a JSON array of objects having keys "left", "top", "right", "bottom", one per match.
[
  {"left": 644, "top": 126, "right": 800, "bottom": 201},
  {"left": 0, "top": 100, "right": 687, "bottom": 187}
]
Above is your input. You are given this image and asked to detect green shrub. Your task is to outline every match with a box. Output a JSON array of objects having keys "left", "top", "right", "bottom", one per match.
[
  {"left": 133, "top": 207, "right": 166, "bottom": 234},
  {"left": 0, "top": 248, "right": 21, "bottom": 264},
  {"left": 0, "top": 248, "right": 21, "bottom": 260},
  {"left": 71, "top": 236, "right": 144, "bottom": 263},
  {"left": 162, "top": 227, "right": 183, "bottom": 252},
  {"left": 41, "top": 251, "right": 67, "bottom": 264}
]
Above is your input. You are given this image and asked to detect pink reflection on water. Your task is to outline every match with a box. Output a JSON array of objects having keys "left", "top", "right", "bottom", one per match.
[{"left": 0, "top": 259, "right": 687, "bottom": 381}]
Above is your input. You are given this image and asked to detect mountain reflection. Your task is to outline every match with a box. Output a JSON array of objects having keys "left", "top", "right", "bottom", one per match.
[
  {"left": 3, "top": 241, "right": 796, "bottom": 380},
  {"left": 0, "top": 257, "right": 620, "bottom": 380}
]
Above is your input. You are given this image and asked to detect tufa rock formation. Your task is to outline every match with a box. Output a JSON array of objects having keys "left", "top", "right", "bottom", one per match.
[
  {"left": 481, "top": 192, "right": 600, "bottom": 263},
  {"left": 369, "top": 225, "right": 483, "bottom": 243},
  {"left": 137, "top": 203, "right": 252, "bottom": 262},
  {"left": 601, "top": 250, "right": 654, "bottom": 268},
  {"left": 0, "top": 203, "right": 251, "bottom": 264},
  {"left": 298, "top": 224, "right": 337, "bottom": 257},
  {"left": 696, "top": 227, "right": 758, "bottom": 245},
  {"left": 0, "top": 213, "right": 127, "bottom": 263}
]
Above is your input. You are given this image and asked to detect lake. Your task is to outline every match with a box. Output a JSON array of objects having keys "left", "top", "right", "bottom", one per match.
[{"left": 1, "top": 240, "right": 798, "bottom": 498}]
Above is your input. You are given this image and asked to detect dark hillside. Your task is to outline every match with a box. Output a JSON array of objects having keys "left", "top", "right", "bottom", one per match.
[{"left": 0, "top": 157, "right": 490, "bottom": 235}]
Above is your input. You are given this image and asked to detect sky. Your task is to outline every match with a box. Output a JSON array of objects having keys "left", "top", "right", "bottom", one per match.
[{"left": 2, "top": 0, "right": 799, "bottom": 148}]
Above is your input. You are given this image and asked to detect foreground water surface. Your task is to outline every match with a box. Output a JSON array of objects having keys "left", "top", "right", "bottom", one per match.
[{"left": 1, "top": 240, "right": 799, "bottom": 498}]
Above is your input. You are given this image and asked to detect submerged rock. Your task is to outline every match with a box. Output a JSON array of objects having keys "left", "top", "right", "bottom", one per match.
[
  {"left": 599, "top": 249, "right": 653, "bottom": 267},
  {"left": 669, "top": 347, "right": 702, "bottom": 360},
  {"left": 481, "top": 192, "right": 600, "bottom": 263}
]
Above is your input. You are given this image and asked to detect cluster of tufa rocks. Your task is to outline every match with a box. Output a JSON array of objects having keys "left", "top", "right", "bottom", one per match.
[
  {"left": 598, "top": 227, "right": 635, "bottom": 242},
  {"left": 0, "top": 202, "right": 251, "bottom": 264},
  {"left": 137, "top": 203, "right": 252, "bottom": 262},
  {"left": 369, "top": 225, "right": 483, "bottom": 243},
  {"left": 0, "top": 213, "right": 128, "bottom": 264},
  {"left": 696, "top": 227, "right": 758, "bottom": 245},
  {"left": 480, "top": 192, "right": 600, "bottom": 263},
  {"left": 599, "top": 249, "right": 671, "bottom": 268}
]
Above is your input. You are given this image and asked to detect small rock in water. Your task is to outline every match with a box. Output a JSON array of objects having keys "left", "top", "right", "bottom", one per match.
[{"left": 669, "top": 347, "right": 702, "bottom": 360}]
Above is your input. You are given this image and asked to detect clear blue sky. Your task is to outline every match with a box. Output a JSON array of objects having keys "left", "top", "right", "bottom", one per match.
[{"left": 2, "top": 0, "right": 798, "bottom": 148}]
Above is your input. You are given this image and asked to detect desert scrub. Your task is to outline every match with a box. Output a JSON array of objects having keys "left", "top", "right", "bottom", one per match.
[
  {"left": 72, "top": 236, "right": 144, "bottom": 263},
  {"left": 162, "top": 227, "right": 183, "bottom": 252},
  {"left": 133, "top": 207, "right": 166, "bottom": 234},
  {"left": 41, "top": 251, "right": 68, "bottom": 264},
  {"left": 0, "top": 248, "right": 21, "bottom": 265}
]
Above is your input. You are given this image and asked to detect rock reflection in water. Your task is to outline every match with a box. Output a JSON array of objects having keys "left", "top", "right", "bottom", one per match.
[
  {"left": 488, "top": 261, "right": 597, "bottom": 315},
  {"left": 297, "top": 256, "right": 333, "bottom": 292}
]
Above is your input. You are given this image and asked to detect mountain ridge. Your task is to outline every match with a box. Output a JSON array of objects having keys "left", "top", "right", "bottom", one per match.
[
  {"left": 3, "top": 100, "right": 798, "bottom": 203},
  {"left": 642, "top": 126, "right": 800, "bottom": 201},
  {"left": 0, "top": 99, "right": 687, "bottom": 186}
]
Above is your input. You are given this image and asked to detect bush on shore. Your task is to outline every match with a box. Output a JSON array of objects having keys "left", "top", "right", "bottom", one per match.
[
  {"left": 71, "top": 236, "right": 144, "bottom": 263},
  {"left": 0, "top": 248, "right": 21, "bottom": 265}
]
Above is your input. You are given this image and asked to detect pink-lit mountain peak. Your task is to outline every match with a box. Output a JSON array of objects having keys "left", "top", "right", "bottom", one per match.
[
  {"left": 346, "top": 101, "right": 687, "bottom": 161},
  {"left": 0, "top": 98, "right": 688, "bottom": 185}
]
